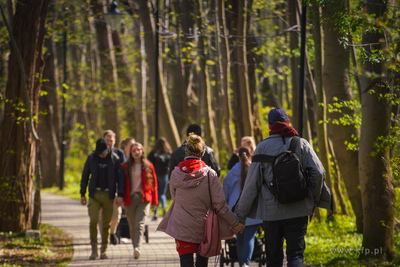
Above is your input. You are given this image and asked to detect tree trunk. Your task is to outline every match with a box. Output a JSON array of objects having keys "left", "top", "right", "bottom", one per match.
[
  {"left": 39, "top": 2, "right": 60, "bottom": 188},
  {"left": 136, "top": 0, "right": 155, "bottom": 141},
  {"left": 195, "top": 0, "right": 217, "bottom": 150},
  {"left": 289, "top": 0, "right": 299, "bottom": 128},
  {"left": 217, "top": 0, "right": 234, "bottom": 155},
  {"left": 311, "top": 0, "right": 337, "bottom": 213},
  {"left": 91, "top": 0, "right": 120, "bottom": 139},
  {"left": 359, "top": 0, "right": 395, "bottom": 261},
  {"left": 0, "top": 0, "right": 50, "bottom": 232},
  {"left": 236, "top": 0, "right": 253, "bottom": 138},
  {"left": 322, "top": 1, "right": 363, "bottom": 232}
]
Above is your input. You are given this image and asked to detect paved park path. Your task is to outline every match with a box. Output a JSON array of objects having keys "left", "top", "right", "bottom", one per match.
[{"left": 41, "top": 192, "right": 269, "bottom": 266}]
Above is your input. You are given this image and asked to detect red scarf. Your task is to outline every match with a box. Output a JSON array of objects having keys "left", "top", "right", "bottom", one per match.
[
  {"left": 179, "top": 158, "right": 206, "bottom": 173},
  {"left": 269, "top": 121, "right": 299, "bottom": 137}
]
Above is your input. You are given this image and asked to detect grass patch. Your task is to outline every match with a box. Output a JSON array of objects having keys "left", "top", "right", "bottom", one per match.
[
  {"left": 0, "top": 224, "right": 73, "bottom": 266},
  {"left": 304, "top": 210, "right": 400, "bottom": 266}
]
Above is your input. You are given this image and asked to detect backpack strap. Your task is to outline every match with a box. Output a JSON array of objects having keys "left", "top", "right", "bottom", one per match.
[
  {"left": 288, "top": 136, "right": 301, "bottom": 153},
  {"left": 251, "top": 154, "right": 275, "bottom": 163}
]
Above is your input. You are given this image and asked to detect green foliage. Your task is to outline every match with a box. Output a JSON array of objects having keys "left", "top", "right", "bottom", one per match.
[
  {"left": 305, "top": 211, "right": 400, "bottom": 266},
  {"left": 327, "top": 97, "right": 361, "bottom": 151}
]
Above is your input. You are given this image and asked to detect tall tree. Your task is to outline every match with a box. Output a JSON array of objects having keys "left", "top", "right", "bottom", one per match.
[
  {"left": 39, "top": 2, "right": 61, "bottom": 187},
  {"left": 359, "top": 0, "right": 395, "bottom": 260},
  {"left": 311, "top": 0, "right": 337, "bottom": 213},
  {"left": 322, "top": 0, "right": 363, "bottom": 232},
  {"left": 0, "top": 0, "right": 50, "bottom": 232},
  {"left": 90, "top": 0, "right": 120, "bottom": 140}
]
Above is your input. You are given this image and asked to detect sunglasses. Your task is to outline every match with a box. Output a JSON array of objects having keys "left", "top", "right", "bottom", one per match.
[{"left": 131, "top": 148, "right": 142, "bottom": 152}]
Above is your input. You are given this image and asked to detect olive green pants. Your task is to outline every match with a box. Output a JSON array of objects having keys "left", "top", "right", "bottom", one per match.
[{"left": 88, "top": 191, "right": 114, "bottom": 244}]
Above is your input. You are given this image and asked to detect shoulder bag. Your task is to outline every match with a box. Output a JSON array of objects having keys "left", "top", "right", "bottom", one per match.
[{"left": 198, "top": 172, "right": 222, "bottom": 257}]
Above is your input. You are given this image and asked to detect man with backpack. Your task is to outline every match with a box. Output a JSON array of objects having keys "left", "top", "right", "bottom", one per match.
[{"left": 235, "top": 108, "right": 332, "bottom": 267}]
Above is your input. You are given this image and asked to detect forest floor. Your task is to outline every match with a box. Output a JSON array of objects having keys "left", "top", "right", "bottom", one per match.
[{"left": 0, "top": 224, "right": 73, "bottom": 266}]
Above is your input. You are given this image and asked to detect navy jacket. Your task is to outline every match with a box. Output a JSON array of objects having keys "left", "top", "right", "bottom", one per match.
[{"left": 80, "top": 151, "right": 125, "bottom": 199}]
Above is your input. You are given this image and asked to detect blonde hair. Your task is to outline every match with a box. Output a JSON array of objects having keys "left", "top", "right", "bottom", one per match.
[
  {"left": 185, "top": 133, "right": 205, "bottom": 158},
  {"left": 241, "top": 136, "right": 256, "bottom": 156}
]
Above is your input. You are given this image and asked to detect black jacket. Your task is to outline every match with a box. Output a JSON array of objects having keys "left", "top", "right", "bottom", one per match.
[
  {"left": 168, "top": 141, "right": 221, "bottom": 178},
  {"left": 148, "top": 151, "right": 171, "bottom": 176},
  {"left": 80, "top": 151, "right": 125, "bottom": 199}
]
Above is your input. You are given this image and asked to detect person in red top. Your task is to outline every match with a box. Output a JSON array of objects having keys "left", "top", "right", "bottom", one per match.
[{"left": 122, "top": 142, "right": 158, "bottom": 259}]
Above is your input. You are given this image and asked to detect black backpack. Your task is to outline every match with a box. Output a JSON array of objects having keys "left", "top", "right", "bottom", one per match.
[{"left": 252, "top": 136, "right": 309, "bottom": 204}]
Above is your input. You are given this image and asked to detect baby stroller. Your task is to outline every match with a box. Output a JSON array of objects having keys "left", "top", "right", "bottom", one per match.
[
  {"left": 116, "top": 207, "right": 149, "bottom": 243},
  {"left": 219, "top": 227, "right": 266, "bottom": 267}
]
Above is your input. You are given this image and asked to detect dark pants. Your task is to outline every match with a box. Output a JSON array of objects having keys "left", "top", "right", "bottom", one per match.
[
  {"left": 263, "top": 216, "right": 308, "bottom": 267},
  {"left": 179, "top": 253, "right": 208, "bottom": 267}
]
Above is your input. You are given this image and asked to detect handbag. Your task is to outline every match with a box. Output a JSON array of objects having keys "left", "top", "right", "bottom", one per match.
[{"left": 198, "top": 172, "right": 222, "bottom": 257}]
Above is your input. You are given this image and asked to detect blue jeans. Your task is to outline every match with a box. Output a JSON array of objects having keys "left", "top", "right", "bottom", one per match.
[
  {"left": 154, "top": 174, "right": 168, "bottom": 215},
  {"left": 236, "top": 224, "right": 260, "bottom": 266},
  {"left": 263, "top": 216, "right": 308, "bottom": 267}
]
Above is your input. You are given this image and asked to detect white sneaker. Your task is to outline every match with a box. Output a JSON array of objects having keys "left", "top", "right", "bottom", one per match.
[
  {"left": 134, "top": 247, "right": 140, "bottom": 259},
  {"left": 242, "top": 264, "right": 249, "bottom": 267}
]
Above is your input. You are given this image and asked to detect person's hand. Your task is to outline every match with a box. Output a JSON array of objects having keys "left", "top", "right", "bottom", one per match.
[
  {"left": 309, "top": 208, "right": 316, "bottom": 222},
  {"left": 151, "top": 204, "right": 157, "bottom": 212},
  {"left": 232, "top": 223, "right": 245, "bottom": 234},
  {"left": 81, "top": 196, "right": 87, "bottom": 206},
  {"left": 115, "top": 197, "right": 124, "bottom": 207}
]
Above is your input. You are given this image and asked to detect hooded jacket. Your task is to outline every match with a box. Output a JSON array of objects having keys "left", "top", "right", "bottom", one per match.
[
  {"left": 236, "top": 135, "right": 332, "bottom": 223},
  {"left": 157, "top": 164, "right": 238, "bottom": 244},
  {"left": 168, "top": 141, "right": 221, "bottom": 178}
]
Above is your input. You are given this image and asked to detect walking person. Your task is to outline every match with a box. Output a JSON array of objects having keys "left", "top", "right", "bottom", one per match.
[
  {"left": 223, "top": 146, "right": 262, "bottom": 267},
  {"left": 168, "top": 124, "right": 221, "bottom": 178},
  {"left": 158, "top": 133, "right": 245, "bottom": 267},
  {"left": 80, "top": 138, "right": 125, "bottom": 260},
  {"left": 120, "top": 137, "right": 135, "bottom": 161},
  {"left": 147, "top": 137, "right": 172, "bottom": 221},
  {"left": 235, "top": 108, "right": 332, "bottom": 267},
  {"left": 227, "top": 136, "right": 256, "bottom": 170},
  {"left": 99, "top": 129, "right": 125, "bottom": 245},
  {"left": 122, "top": 142, "right": 158, "bottom": 259}
]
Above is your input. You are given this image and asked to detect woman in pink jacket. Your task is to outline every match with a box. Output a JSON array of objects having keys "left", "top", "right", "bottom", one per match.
[
  {"left": 122, "top": 142, "right": 158, "bottom": 259},
  {"left": 157, "top": 133, "right": 244, "bottom": 267}
]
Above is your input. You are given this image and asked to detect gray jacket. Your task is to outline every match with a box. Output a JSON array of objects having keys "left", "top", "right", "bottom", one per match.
[{"left": 236, "top": 135, "right": 332, "bottom": 223}]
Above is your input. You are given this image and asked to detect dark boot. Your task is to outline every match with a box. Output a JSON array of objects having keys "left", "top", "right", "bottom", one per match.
[
  {"left": 100, "top": 243, "right": 108, "bottom": 259},
  {"left": 89, "top": 243, "right": 98, "bottom": 260}
]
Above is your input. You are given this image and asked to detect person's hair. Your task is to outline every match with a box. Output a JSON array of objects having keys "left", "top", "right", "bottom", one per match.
[
  {"left": 127, "top": 142, "right": 154, "bottom": 189},
  {"left": 103, "top": 129, "right": 116, "bottom": 137},
  {"left": 186, "top": 124, "right": 202, "bottom": 136},
  {"left": 238, "top": 146, "right": 251, "bottom": 191},
  {"left": 120, "top": 137, "right": 135, "bottom": 150},
  {"left": 184, "top": 133, "right": 205, "bottom": 158},
  {"left": 241, "top": 136, "right": 256, "bottom": 156},
  {"left": 152, "top": 137, "right": 172, "bottom": 154}
]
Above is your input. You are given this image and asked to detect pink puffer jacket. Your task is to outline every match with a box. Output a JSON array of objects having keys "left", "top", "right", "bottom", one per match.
[{"left": 157, "top": 166, "right": 238, "bottom": 244}]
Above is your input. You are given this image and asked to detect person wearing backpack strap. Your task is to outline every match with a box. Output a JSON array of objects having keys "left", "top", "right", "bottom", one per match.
[{"left": 235, "top": 108, "right": 332, "bottom": 267}]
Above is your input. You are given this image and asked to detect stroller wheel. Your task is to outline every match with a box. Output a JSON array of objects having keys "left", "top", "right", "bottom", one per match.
[{"left": 219, "top": 249, "right": 225, "bottom": 267}]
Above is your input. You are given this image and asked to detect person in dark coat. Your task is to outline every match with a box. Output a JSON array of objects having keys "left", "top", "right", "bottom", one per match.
[
  {"left": 80, "top": 137, "right": 125, "bottom": 260},
  {"left": 168, "top": 124, "right": 221, "bottom": 178}
]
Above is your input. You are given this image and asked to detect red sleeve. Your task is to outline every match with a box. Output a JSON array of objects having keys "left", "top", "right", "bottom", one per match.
[{"left": 149, "top": 162, "right": 158, "bottom": 205}]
